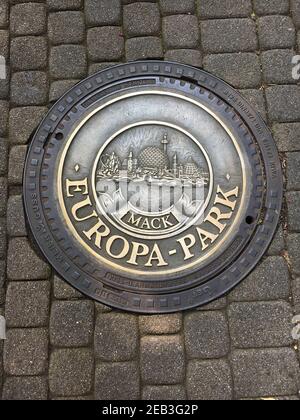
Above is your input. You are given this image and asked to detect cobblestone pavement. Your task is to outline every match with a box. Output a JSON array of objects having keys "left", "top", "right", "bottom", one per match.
[{"left": 0, "top": 0, "right": 300, "bottom": 401}]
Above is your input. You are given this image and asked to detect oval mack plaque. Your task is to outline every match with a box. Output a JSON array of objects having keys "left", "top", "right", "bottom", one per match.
[{"left": 24, "top": 61, "right": 283, "bottom": 313}]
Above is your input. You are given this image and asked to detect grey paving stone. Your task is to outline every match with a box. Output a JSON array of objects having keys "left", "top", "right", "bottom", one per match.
[
  {"left": 0, "top": 100, "right": 8, "bottom": 136},
  {"left": 164, "top": 49, "right": 202, "bottom": 67},
  {"left": 0, "top": 285, "right": 4, "bottom": 305},
  {"left": 261, "top": 50, "right": 297, "bottom": 85},
  {"left": 87, "top": 27, "right": 124, "bottom": 61},
  {"left": 292, "top": 278, "right": 300, "bottom": 314},
  {"left": 9, "top": 1, "right": 36, "bottom": 5},
  {"left": 0, "top": 138, "right": 8, "bottom": 175},
  {"left": 240, "top": 89, "right": 267, "bottom": 122},
  {"left": 49, "top": 349, "right": 93, "bottom": 397},
  {"left": 122, "top": 0, "right": 157, "bottom": 2},
  {"left": 187, "top": 360, "right": 233, "bottom": 400},
  {"left": 197, "top": 296, "right": 227, "bottom": 311},
  {"left": 53, "top": 396, "right": 93, "bottom": 400},
  {"left": 95, "top": 362, "right": 140, "bottom": 400},
  {"left": 160, "top": 0, "right": 195, "bottom": 15},
  {"left": 8, "top": 145, "right": 27, "bottom": 185},
  {"left": 0, "top": 219, "right": 4, "bottom": 253},
  {"left": 185, "top": 312, "right": 230, "bottom": 359},
  {"left": 267, "top": 225, "right": 285, "bottom": 255},
  {"left": 143, "top": 385, "right": 186, "bottom": 400},
  {"left": 163, "top": 15, "right": 200, "bottom": 49},
  {"left": 4, "top": 328, "right": 48, "bottom": 376},
  {"left": 125, "top": 37, "right": 163, "bottom": 61},
  {"left": 85, "top": 0, "right": 121, "bottom": 26},
  {"left": 0, "top": 217, "right": 6, "bottom": 258},
  {"left": 287, "top": 191, "right": 300, "bottom": 232},
  {"left": 9, "top": 107, "right": 48, "bottom": 145},
  {"left": 201, "top": 19, "right": 257, "bottom": 53},
  {"left": 50, "top": 45, "right": 87, "bottom": 80},
  {"left": 124, "top": 2, "right": 160, "bottom": 37},
  {"left": 53, "top": 275, "right": 83, "bottom": 299},
  {"left": 0, "top": 0, "right": 8, "bottom": 28},
  {"left": 50, "top": 300, "right": 94, "bottom": 347},
  {"left": 0, "top": 29, "right": 8, "bottom": 59},
  {"left": 0, "top": 286, "right": 5, "bottom": 319},
  {"left": 292, "top": 277, "right": 300, "bottom": 314},
  {"left": 49, "top": 80, "right": 80, "bottom": 103},
  {"left": 7, "top": 237, "right": 51, "bottom": 280},
  {"left": 11, "top": 3, "right": 46, "bottom": 36},
  {"left": 141, "top": 335, "right": 185, "bottom": 384},
  {"left": 0, "top": 69, "right": 9, "bottom": 100},
  {"left": 94, "top": 312, "right": 138, "bottom": 361},
  {"left": 204, "top": 53, "right": 261, "bottom": 89},
  {"left": 229, "top": 302, "right": 293, "bottom": 348},
  {"left": 48, "top": 12, "right": 85, "bottom": 45},
  {"left": 5, "top": 281, "right": 50, "bottom": 328},
  {"left": 0, "top": 177, "right": 7, "bottom": 216},
  {"left": 198, "top": 0, "right": 252, "bottom": 18},
  {"left": 228, "top": 257, "right": 290, "bottom": 301},
  {"left": 139, "top": 314, "right": 182, "bottom": 335},
  {"left": 266, "top": 86, "right": 300, "bottom": 122},
  {"left": 231, "top": 349, "right": 300, "bottom": 398},
  {"left": 88, "top": 62, "right": 122, "bottom": 75},
  {"left": 291, "top": 0, "right": 300, "bottom": 28},
  {"left": 273, "top": 123, "right": 300, "bottom": 152},
  {"left": 287, "top": 152, "right": 300, "bottom": 190},
  {"left": 11, "top": 36, "right": 48, "bottom": 71},
  {"left": 253, "top": 0, "right": 290, "bottom": 15},
  {"left": 288, "top": 234, "right": 300, "bottom": 275},
  {"left": 11, "top": 72, "right": 48, "bottom": 106},
  {"left": 2, "top": 376, "right": 48, "bottom": 400},
  {"left": 94, "top": 302, "right": 112, "bottom": 313},
  {"left": 1, "top": 289, "right": 5, "bottom": 310},
  {"left": 0, "top": 260, "right": 5, "bottom": 289},
  {"left": 47, "top": 0, "right": 82, "bottom": 10},
  {"left": 258, "top": 16, "right": 296, "bottom": 50},
  {"left": 7, "top": 195, "right": 27, "bottom": 237}
]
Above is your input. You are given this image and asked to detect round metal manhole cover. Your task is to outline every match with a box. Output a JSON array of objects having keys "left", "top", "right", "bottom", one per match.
[{"left": 24, "top": 61, "right": 283, "bottom": 313}]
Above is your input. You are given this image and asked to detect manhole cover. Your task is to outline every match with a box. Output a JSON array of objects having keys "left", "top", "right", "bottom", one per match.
[{"left": 24, "top": 62, "right": 283, "bottom": 313}]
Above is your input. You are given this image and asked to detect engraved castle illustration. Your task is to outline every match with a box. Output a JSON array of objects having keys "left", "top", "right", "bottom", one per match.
[{"left": 97, "top": 133, "right": 209, "bottom": 185}]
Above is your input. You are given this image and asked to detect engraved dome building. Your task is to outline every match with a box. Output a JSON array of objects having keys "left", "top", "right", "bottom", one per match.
[
  {"left": 185, "top": 158, "right": 200, "bottom": 176},
  {"left": 139, "top": 133, "right": 170, "bottom": 172},
  {"left": 139, "top": 146, "right": 169, "bottom": 170}
]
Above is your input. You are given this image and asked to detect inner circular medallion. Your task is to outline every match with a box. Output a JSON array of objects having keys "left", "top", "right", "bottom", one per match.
[{"left": 92, "top": 122, "right": 213, "bottom": 239}]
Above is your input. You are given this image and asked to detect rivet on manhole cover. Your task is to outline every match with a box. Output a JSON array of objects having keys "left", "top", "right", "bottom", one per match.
[{"left": 23, "top": 62, "right": 283, "bottom": 313}]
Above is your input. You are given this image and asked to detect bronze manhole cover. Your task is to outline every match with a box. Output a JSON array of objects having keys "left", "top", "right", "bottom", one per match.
[{"left": 24, "top": 61, "right": 283, "bottom": 313}]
